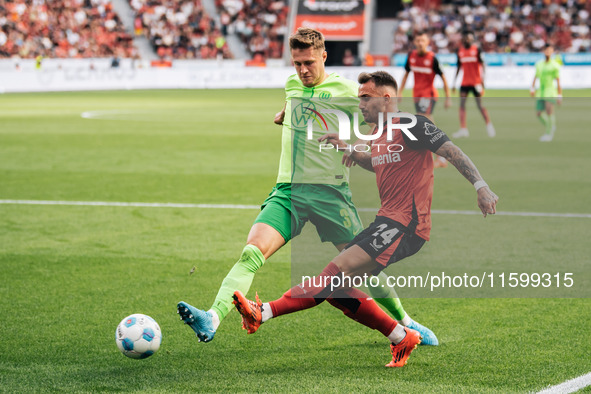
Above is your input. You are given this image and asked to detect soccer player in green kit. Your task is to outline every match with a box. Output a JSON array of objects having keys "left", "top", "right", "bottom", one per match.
[
  {"left": 531, "top": 43, "right": 562, "bottom": 142},
  {"left": 177, "top": 28, "right": 437, "bottom": 345}
]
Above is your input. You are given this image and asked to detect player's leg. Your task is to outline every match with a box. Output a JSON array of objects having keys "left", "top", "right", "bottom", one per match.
[
  {"left": 306, "top": 185, "right": 432, "bottom": 336},
  {"left": 235, "top": 218, "right": 425, "bottom": 366},
  {"left": 536, "top": 99, "right": 549, "bottom": 134},
  {"left": 177, "top": 185, "right": 294, "bottom": 342},
  {"left": 545, "top": 101, "right": 556, "bottom": 140},
  {"left": 474, "top": 90, "right": 495, "bottom": 137},
  {"left": 368, "top": 272, "right": 438, "bottom": 345},
  {"left": 453, "top": 88, "right": 470, "bottom": 138}
]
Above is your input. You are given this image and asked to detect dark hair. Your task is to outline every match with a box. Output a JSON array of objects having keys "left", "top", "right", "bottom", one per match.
[
  {"left": 289, "top": 27, "right": 325, "bottom": 51},
  {"left": 544, "top": 43, "right": 554, "bottom": 49},
  {"left": 414, "top": 30, "right": 428, "bottom": 39},
  {"left": 358, "top": 71, "right": 398, "bottom": 91},
  {"left": 462, "top": 30, "right": 474, "bottom": 37}
]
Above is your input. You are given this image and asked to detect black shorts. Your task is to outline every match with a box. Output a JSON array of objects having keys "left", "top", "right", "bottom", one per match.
[
  {"left": 460, "top": 85, "right": 484, "bottom": 97},
  {"left": 345, "top": 216, "right": 426, "bottom": 273},
  {"left": 414, "top": 97, "right": 437, "bottom": 115}
]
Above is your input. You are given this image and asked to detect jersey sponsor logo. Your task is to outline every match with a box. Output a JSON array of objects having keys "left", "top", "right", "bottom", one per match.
[
  {"left": 460, "top": 56, "right": 478, "bottom": 62},
  {"left": 410, "top": 65, "right": 433, "bottom": 74},
  {"left": 371, "top": 152, "right": 401, "bottom": 167},
  {"left": 423, "top": 122, "right": 439, "bottom": 136}
]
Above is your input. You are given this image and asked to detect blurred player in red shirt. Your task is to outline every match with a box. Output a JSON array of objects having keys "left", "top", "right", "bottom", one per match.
[
  {"left": 399, "top": 31, "right": 451, "bottom": 167},
  {"left": 452, "top": 31, "right": 496, "bottom": 138}
]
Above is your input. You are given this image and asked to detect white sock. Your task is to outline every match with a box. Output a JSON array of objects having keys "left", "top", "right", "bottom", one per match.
[
  {"left": 207, "top": 309, "right": 221, "bottom": 330},
  {"left": 387, "top": 324, "right": 407, "bottom": 344},
  {"left": 398, "top": 314, "right": 412, "bottom": 326},
  {"left": 261, "top": 302, "right": 273, "bottom": 323}
]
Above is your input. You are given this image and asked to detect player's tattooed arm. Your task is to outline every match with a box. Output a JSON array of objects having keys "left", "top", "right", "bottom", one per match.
[
  {"left": 436, "top": 141, "right": 481, "bottom": 183},
  {"left": 436, "top": 141, "right": 499, "bottom": 217}
]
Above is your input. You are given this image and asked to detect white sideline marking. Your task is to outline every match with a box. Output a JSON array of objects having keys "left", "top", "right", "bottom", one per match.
[
  {"left": 0, "top": 200, "right": 590, "bottom": 218},
  {"left": 536, "top": 372, "right": 591, "bottom": 394}
]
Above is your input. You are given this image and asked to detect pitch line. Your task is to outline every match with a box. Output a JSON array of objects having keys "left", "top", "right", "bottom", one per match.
[
  {"left": 1, "top": 200, "right": 590, "bottom": 219},
  {"left": 536, "top": 372, "right": 591, "bottom": 394}
]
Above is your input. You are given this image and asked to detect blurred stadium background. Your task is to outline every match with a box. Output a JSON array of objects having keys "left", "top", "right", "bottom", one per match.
[{"left": 1, "top": 0, "right": 590, "bottom": 92}]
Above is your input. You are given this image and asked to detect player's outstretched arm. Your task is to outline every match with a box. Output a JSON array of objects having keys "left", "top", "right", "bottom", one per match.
[
  {"left": 318, "top": 134, "right": 374, "bottom": 172},
  {"left": 435, "top": 141, "right": 499, "bottom": 217},
  {"left": 274, "top": 103, "right": 287, "bottom": 125},
  {"left": 398, "top": 72, "right": 409, "bottom": 103}
]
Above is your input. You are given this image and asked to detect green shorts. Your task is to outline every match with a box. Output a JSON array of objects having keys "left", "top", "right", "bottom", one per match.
[
  {"left": 536, "top": 98, "right": 556, "bottom": 111},
  {"left": 253, "top": 183, "right": 363, "bottom": 245}
]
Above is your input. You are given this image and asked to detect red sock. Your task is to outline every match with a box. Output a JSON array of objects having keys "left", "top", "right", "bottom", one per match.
[
  {"left": 460, "top": 107, "right": 467, "bottom": 128},
  {"left": 327, "top": 288, "right": 397, "bottom": 337},
  {"left": 270, "top": 262, "right": 342, "bottom": 317}
]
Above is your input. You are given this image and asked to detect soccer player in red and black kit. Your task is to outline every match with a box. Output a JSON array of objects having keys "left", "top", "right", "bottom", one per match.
[
  {"left": 399, "top": 31, "right": 451, "bottom": 167},
  {"left": 452, "top": 31, "right": 496, "bottom": 138},
  {"left": 233, "top": 71, "right": 498, "bottom": 368}
]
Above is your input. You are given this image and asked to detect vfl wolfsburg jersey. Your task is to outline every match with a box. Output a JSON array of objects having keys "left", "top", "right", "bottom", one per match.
[
  {"left": 535, "top": 58, "right": 561, "bottom": 98},
  {"left": 277, "top": 73, "right": 359, "bottom": 185}
]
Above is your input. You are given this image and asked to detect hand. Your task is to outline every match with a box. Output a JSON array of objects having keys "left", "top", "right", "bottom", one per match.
[
  {"left": 274, "top": 109, "right": 285, "bottom": 125},
  {"left": 557, "top": 95, "right": 562, "bottom": 106},
  {"left": 342, "top": 154, "right": 357, "bottom": 168},
  {"left": 477, "top": 187, "right": 499, "bottom": 218},
  {"left": 452, "top": 87, "right": 457, "bottom": 94},
  {"left": 445, "top": 97, "right": 452, "bottom": 109},
  {"left": 530, "top": 88, "right": 536, "bottom": 97},
  {"left": 318, "top": 133, "right": 348, "bottom": 150}
]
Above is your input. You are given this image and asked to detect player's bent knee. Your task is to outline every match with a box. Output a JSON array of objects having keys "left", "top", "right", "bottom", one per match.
[
  {"left": 237, "top": 244, "right": 266, "bottom": 273},
  {"left": 246, "top": 222, "right": 286, "bottom": 258}
]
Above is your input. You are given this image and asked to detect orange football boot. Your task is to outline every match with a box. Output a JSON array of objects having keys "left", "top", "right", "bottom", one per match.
[{"left": 232, "top": 290, "right": 263, "bottom": 334}]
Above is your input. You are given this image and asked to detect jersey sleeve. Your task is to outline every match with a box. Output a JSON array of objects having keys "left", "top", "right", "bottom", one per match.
[
  {"left": 404, "top": 52, "right": 411, "bottom": 72},
  {"left": 432, "top": 56, "right": 443, "bottom": 76},
  {"left": 402, "top": 114, "right": 450, "bottom": 153}
]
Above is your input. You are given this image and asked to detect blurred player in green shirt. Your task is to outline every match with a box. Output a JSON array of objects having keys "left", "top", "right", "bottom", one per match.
[
  {"left": 177, "top": 28, "right": 438, "bottom": 346},
  {"left": 531, "top": 44, "right": 562, "bottom": 142}
]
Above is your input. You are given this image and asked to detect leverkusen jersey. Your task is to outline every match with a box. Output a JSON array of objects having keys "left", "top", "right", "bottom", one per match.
[
  {"left": 535, "top": 58, "right": 561, "bottom": 98},
  {"left": 405, "top": 50, "right": 443, "bottom": 98},
  {"left": 371, "top": 114, "right": 450, "bottom": 241},
  {"left": 278, "top": 73, "right": 359, "bottom": 185},
  {"left": 457, "top": 45, "right": 483, "bottom": 86}
]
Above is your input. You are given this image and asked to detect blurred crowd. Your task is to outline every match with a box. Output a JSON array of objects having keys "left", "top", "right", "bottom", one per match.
[
  {"left": 3, "top": 0, "right": 588, "bottom": 60},
  {"left": 129, "top": 0, "right": 231, "bottom": 59},
  {"left": 0, "top": 0, "right": 135, "bottom": 58},
  {"left": 217, "top": 0, "right": 288, "bottom": 59},
  {"left": 393, "top": 0, "right": 591, "bottom": 54}
]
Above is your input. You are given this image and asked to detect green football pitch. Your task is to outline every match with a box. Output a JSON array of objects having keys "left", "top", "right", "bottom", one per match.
[{"left": 0, "top": 89, "right": 590, "bottom": 392}]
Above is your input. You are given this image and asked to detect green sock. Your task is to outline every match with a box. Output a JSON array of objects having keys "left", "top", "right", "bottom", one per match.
[
  {"left": 548, "top": 114, "right": 556, "bottom": 135},
  {"left": 538, "top": 113, "right": 548, "bottom": 129},
  {"left": 367, "top": 272, "right": 407, "bottom": 321},
  {"left": 210, "top": 244, "right": 265, "bottom": 321}
]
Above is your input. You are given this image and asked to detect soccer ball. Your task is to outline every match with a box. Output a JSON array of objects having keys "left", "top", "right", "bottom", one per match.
[{"left": 115, "top": 314, "right": 162, "bottom": 359}]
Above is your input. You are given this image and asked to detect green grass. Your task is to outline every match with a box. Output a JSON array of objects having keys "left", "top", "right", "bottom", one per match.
[{"left": 0, "top": 89, "right": 590, "bottom": 392}]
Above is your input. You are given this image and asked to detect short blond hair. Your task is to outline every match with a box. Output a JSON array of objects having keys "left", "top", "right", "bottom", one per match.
[{"left": 289, "top": 27, "right": 325, "bottom": 51}]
